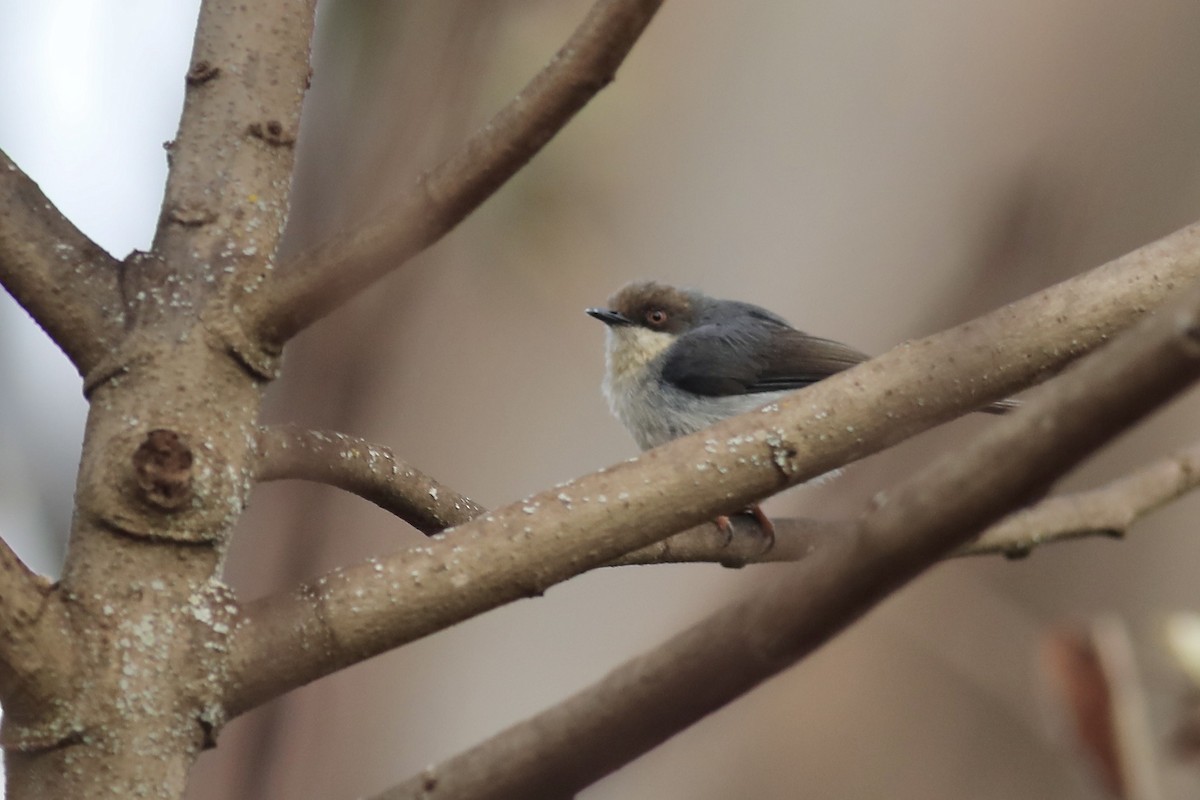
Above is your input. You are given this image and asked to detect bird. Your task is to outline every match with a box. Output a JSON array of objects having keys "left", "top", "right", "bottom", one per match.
[{"left": 586, "top": 280, "right": 1018, "bottom": 538}]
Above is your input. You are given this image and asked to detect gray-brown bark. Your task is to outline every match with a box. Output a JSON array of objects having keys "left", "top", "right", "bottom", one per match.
[
  {"left": 1, "top": 1, "right": 1200, "bottom": 798},
  {"left": 0, "top": 1, "right": 664, "bottom": 795},
  {"left": 2, "top": 0, "right": 316, "bottom": 794},
  {"left": 374, "top": 279, "right": 1200, "bottom": 799},
  {"left": 224, "top": 219, "right": 1200, "bottom": 716}
]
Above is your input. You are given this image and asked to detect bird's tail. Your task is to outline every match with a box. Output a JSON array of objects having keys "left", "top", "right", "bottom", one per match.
[{"left": 979, "top": 397, "right": 1021, "bottom": 415}]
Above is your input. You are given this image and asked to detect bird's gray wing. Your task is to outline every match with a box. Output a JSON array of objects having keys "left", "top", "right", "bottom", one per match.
[{"left": 660, "top": 325, "right": 869, "bottom": 397}]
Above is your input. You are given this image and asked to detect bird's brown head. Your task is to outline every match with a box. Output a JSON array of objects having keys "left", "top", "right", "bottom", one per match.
[
  {"left": 587, "top": 281, "right": 698, "bottom": 334},
  {"left": 586, "top": 281, "right": 702, "bottom": 395}
]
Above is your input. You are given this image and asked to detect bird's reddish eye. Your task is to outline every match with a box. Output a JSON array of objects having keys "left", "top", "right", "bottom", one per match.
[{"left": 646, "top": 309, "right": 668, "bottom": 326}]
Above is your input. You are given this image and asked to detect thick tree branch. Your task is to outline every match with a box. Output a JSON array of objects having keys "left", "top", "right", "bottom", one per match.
[
  {"left": 0, "top": 536, "right": 76, "bottom": 751},
  {"left": 134, "top": 0, "right": 315, "bottom": 374},
  {"left": 246, "top": 0, "right": 665, "bottom": 345},
  {"left": 6, "top": 3, "right": 319, "bottom": 796},
  {"left": 373, "top": 280, "right": 1200, "bottom": 800},
  {"left": 0, "top": 148, "right": 123, "bottom": 376},
  {"left": 254, "top": 425, "right": 485, "bottom": 534},
  {"left": 255, "top": 422, "right": 800, "bottom": 556},
  {"left": 224, "top": 220, "right": 1200, "bottom": 717},
  {"left": 252, "top": 428, "right": 812, "bottom": 565},
  {"left": 618, "top": 439, "right": 1200, "bottom": 564},
  {"left": 252, "top": 422, "right": 1200, "bottom": 568}
]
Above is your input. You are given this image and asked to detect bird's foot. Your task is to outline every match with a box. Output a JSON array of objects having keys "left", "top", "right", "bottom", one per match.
[
  {"left": 713, "top": 506, "right": 775, "bottom": 553},
  {"left": 746, "top": 504, "right": 775, "bottom": 553},
  {"left": 715, "top": 514, "right": 735, "bottom": 546}
]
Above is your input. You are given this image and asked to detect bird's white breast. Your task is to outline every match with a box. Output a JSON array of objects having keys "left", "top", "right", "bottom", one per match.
[{"left": 601, "top": 326, "right": 785, "bottom": 450}]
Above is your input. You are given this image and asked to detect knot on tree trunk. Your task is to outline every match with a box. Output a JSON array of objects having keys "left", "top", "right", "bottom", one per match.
[{"left": 133, "top": 429, "right": 194, "bottom": 511}]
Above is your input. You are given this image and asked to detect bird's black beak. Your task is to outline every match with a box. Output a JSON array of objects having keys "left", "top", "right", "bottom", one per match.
[{"left": 586, "top": 308, "right": 633, "bottom": 327}]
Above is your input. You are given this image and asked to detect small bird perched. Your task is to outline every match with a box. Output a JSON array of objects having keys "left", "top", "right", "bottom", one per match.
[{"left": 586, "top": 280, "right": 1017, "bottom": 534}]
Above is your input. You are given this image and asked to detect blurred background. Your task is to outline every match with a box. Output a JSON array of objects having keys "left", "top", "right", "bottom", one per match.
[{"left": 3, "top": 0, "right": 1200, "bottom": 797}]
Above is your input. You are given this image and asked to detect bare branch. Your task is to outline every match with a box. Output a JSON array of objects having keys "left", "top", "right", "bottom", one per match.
[
  {"left": 224, "top": 220, "right": 1200, "bottom": 717},
  {"left": 621, "top": 439, "right": 1200, "bottom": 565},
  {"left": 252, "top": 422, "right": 806, "bottom": 560},
  {"left": 372, "top": 279, "right": 1200, "bottom": 800},
  {"left": 254, "top": 423, "right": 824, "bottom": 559},
  {"left": 135, "top": 0, "right": 316, "bottom": 373},
  {"left": 2, "top": 3, "right": 318, "bottom": 794},
  {"left": 0, "top": 535, "right": 77, "bottom": 751},
  {"left": 247, "top": 0, "right": 665, "bottom": 345},
  {"left": 0, "top": 148, "right": 123, "bottom": 376},
  {"left": 254, "top": 425, "right": 485, "bottom": 534},
  {"left": 959, "top": 440, "right": 1200, "bottom": 557},
  {"left": 252, "top": 423, "right": 1200, "bottom": 567}
]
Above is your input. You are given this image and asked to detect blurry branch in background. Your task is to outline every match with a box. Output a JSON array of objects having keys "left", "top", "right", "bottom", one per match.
[
  {"left": 225, "top": 220, "right": 1200, "bottom": 717},
  {"left": 0, "top": 148, "right": 123, "bottom": 376},
  {"left": 372, "top": 275, "right": 1200, "bottom": 800},
  {"left": 959, "top": 440, "right": 1200, "bottom": 558},
  {"left": 254, "top": 425, "right": 485, "bottom": 534},
  {"left": 1043, "top": 619, "right": 1165, "bottom": 800},
  {"left": 247, "top": 0, "right": 666, "bottom": 345}
]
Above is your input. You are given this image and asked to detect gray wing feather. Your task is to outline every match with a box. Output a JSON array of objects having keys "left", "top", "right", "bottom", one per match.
[{"left": 660, "top": 324, "right": 868, "bottom": 397}]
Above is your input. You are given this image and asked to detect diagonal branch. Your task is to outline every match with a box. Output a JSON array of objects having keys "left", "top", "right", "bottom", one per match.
[
  {"left": 223, "top": 219, "right": 1200, "bottom": 717},
  {"left": 254, "top": 425, "right": 485, "bottom": 534},
  {"left": 371, "top": 277, "right": 1200, "bottom": 800},
  {"left": 0, "top": 148, "right": 123, "bottom": 376},
  {"left": 253, "top": 421, "right": 1200, "bottom": 566},
  {"left": 254, "top": 421, "right": 791, "bottom": 558},
  {"left": 616, "top": 438, "right": 1200, "bottom": 565},
  {"left": 246, "top": 0, "right": 665, "bottom": 345}
]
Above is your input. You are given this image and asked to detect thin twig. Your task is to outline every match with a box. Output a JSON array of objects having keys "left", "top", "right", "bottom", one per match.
[
  {"left": 958, "top": 440, "right": 1200, "bottom": 557},
  {"left": 247, "top": 0, "right": 665, "bottom": 345},
  {"left": 0, "top": 148, "right": 123, "bottom": 376},
  {"left": 254, "top": 425, "right": 485, "bottom": 534},
  {"left": 223, "top": 219, "right": 1200, "bottom": 718},
  {"left": 370, "top": 278, "right": 1200, "bottom": 800}
]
